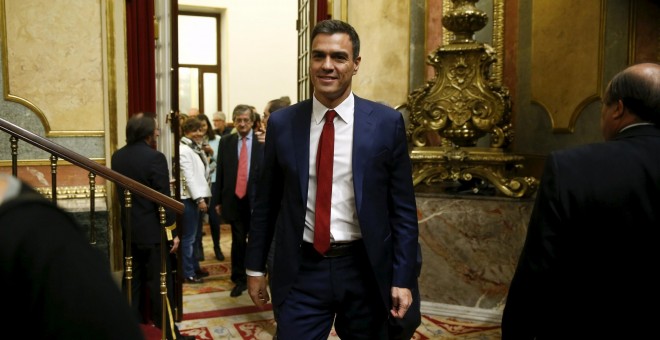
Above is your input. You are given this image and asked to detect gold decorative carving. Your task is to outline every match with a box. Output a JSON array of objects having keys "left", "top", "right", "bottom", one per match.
[
  {"left": 411, "top": 147, "right": 536, "bottom": 198},
  {"left": 407, "top": 0, "right": 537, "bottom": 198},
  {"left": 34, "top": 185, "right": 107, "bottom": 200},
  {"left": 441, "top": 0, "right": 504, "bottom": 85}
]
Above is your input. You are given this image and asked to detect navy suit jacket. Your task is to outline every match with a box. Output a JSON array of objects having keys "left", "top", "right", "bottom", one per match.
[
  {"left": 502, "top": 125, "right": 660, "bottom": 339},
  {"left": 111, "top": 141, "right": 176, "bottom": 244},
  {"left": 215, "top": 131, "right": 263, "bottom": 221},
  {"left": 245, "top": 96, "right": 419, "bottom": 312}
]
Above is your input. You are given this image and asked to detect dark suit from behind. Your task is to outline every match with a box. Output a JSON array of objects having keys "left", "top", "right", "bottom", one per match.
[
  {"left": 0, "top": 176, "right": 145, "bottom": 339},
  {"left": 112, "top": 139, "right": 177, "bottom": 336},
  {"left": 502, "top": 125, "right": 660, "bottom": 339},
  {"left": 215, "top": 130, "right": 263, "bottom": 286}
]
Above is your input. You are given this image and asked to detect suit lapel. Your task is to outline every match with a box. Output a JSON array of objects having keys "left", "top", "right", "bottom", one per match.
[
  {"left": 352, "top": 96, "right": 376, "bottom": 215},
  {"left": 228, "top": 134, "right": 239, "bottom": 180},
  {"left": 293, "top": 100, "right": 313, "bottom": 204}
]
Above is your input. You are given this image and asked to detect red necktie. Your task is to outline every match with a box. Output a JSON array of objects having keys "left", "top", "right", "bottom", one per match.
[
  {"left": 235, "top": 136, "right": 248, "bottom": 199},
  {"left": 314, "top": 110, "right": 336, "bottom": 255}
]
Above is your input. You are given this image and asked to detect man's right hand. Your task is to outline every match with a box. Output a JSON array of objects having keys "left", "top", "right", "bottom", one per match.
[{"left": 247, "top": 275, "right": 270, "bottom": 308}]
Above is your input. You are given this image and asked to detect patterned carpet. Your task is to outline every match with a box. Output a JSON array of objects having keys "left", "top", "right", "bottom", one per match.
[{"left": 171, "top": 224, "right": 502, "bottom": 339}]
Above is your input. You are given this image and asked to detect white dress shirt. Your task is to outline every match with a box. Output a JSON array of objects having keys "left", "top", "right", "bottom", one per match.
[{"left": 304, "top": 93, "right": 362, "bottom": 243}]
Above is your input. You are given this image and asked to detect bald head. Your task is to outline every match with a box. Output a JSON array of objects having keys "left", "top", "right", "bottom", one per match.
[{"left": 604, "top": 63, "right": 660, "bottom": 123}]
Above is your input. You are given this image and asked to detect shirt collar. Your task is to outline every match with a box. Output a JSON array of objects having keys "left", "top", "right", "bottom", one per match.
[
  {"left": 619, "top": 122, "right": 654, "bottom": 133},
  {"left": 312, "top": 92, "right": 355, "bottom": 125},
  {"left": 238, "top": 129, "right": 254, "bottom": 140}
]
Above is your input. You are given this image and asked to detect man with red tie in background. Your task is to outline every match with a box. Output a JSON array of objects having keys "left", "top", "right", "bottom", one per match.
[
  {"left": 215, "top": 104, "right": 263, "bottom": 297},
  {"left": 245, "top": 20, "right": 420, "bottom": 339}
]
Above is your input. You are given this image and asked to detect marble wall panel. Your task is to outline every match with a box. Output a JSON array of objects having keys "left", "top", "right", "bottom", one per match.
[
  {"left": 530, "top": 0, "right": 602, "bottom": 133},
  {"left": 348, "top": 0, "right": 410, "bottom": 107},
  {"left": 4, "top": 0, "right": 104, "bottom": 134},
  {"left": 416, "top": 194, "right": 533, "bottom": 311}
]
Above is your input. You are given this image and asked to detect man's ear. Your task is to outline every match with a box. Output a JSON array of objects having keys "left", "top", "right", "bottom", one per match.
[
  {"left": 612, "top": 99, "right": 625, "bottom": 119},
  {"left": 353, "top": 56, "right": 361, "bottom": 75}
]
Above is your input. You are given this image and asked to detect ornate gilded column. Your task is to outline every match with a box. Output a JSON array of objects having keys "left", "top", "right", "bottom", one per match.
[{"left": 407, "top": 0, "right": 537, "bottom": 198}]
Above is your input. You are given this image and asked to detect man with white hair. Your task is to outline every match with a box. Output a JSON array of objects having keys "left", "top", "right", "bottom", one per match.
[{"left": 213, "top": 111, "right": 233, "bottom": 136}]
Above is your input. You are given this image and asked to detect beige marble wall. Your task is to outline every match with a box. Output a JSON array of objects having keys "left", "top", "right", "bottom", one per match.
[
  {"left": 347, "top": 1, "right": 410, "bottom": 107},
  {"left": 4, "top": 0, "right": 104, "bottom": 134},
  {"left": 416, "top": 194, "right": 533, "bottom": 311}
]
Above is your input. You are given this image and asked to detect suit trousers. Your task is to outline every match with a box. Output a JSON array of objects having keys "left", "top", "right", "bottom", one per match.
[
  {"left": 208, "top": 183, "right": 222, "bottom": 249},
  {"left": 229, "top": 195, "right": 251, "bottom": 285},
  {"left": 276, "top": 241, "right": 387, "bottom": 340},
  {"left": 125, "top": 243, "right": 176, "bottom": 335}
]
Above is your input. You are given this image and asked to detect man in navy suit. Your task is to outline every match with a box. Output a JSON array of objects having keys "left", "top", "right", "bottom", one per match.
[
  {"left": 502, "top": 63, "right": 660, "bottom": 339},
  {"left": 245, "top": 20, "right": 419, "bottom": 339},
  {"left": 215, "top": 104, "right": 263, "bottom": 297}
]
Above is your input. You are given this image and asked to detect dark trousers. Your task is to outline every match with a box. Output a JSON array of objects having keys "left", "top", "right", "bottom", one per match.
[
  {"left": 229, "top": 195, "right": 251, "bottom": 285},
  {"left": 276, "top": 242, "right": 387, "bottom": 339},
  {"left": 209, "top": 184, "right": 222, "bottom": 249},
  {"left": 125, "top": 243, "right": 178, "bottom": 338},
  {"left": 193, "top": 199, "right": 206, "bottom": 260}
]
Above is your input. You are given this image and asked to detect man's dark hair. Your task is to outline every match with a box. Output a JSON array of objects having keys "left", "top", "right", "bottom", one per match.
[
  {"left": 267, "top": 99, "right": 290, "bottom": 114},
  {"left": 311, "top": 19, "right": 360, "bottom": 60},
  {"left": 233, "top": 104, "right": 256, "bottom": 122},
  {"left": 604, "top": 64, "right": 660, "bottom": 126},
  {"left": 126, "top": 114, "right": 156, "bottom": 144}
]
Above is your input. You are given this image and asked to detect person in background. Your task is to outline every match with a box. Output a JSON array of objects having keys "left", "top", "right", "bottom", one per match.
[
  {"left": 278, "top": 95, "right": 291, "bottom": 106},
  {"left": 0, "top": 174, "right": 146, "bottom": 339},
  {"left": 502, "top": 62, "right": 660, "bottom": 339},
  {"left": 258, "top": 97, "right": 292, "bottom": 327},
  {"left": 263, "top": 98, "right": 290, "bottom": 131},
  {"left": 187, "top": 107, "right": 200, "bottom": 117},
  {"left": 112, "top": 114, "right": 194, "bottom": 340},
  {"left": 197, "top": 114, "right": 225, "bottom": 261},
  {"left": 253, "top": 111, "right": 265, "bottom": 144},
  {"left": 257, "top": 98, "right": 290, "bottom": 144},
  {"left": 213, "top": 111, "right": 233, "bottom": 136},
  {"left": 191, "top": 114, "right": 216, "bottom": 264},
  {"left": 179, "top": 118, "right": 211, "bottom": 284},
  {"left": 215, "top": 104, "right": 264, "bottom": 297},
  {"left": 244, "top": 20, "right": 419, "bottom": 339}
]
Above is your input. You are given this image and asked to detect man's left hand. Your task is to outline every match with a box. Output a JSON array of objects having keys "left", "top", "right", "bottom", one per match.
[{"left": 390, "top": 287, "right": 412, "bottom": 319}]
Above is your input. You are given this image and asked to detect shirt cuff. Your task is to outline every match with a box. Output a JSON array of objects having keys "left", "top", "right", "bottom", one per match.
[{"left": 246, "top": 269, "right": 266, "bottom": 277}]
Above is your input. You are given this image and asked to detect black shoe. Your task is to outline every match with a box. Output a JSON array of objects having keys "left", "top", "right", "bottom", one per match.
[
  {"left": 230, "top": 283, "right": 247, "bottom": 297},
  {"left": 214, "top": 246, "right": 225, "bottom": 261},
  {"left": 184, "top": 276, "right": 204, "bottom": 284},
  {"left": 171, "top": 326, "right": 196, "bottom": 340},
  {"left": 195, "top": 268, "right": 210, "bottom": 278}
]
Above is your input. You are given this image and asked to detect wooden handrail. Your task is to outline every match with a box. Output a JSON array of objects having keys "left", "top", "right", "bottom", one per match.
[{"left": 0, "top": 118, "right": 184, "bottom": 214}]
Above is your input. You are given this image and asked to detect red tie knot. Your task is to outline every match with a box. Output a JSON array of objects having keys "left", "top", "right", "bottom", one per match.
[{"left": 325, "top": 110, "right": 336, "bottom": 123}]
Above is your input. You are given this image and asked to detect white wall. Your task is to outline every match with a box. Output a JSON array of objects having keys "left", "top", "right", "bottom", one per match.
[{"left": 179, "top": 0, "right": 298, "bottom": 120}]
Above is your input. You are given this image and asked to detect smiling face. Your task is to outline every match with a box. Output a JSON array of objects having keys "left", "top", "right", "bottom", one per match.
[{"left": 310, "top": 32, "right": 361, "bottom": 108}]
